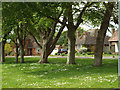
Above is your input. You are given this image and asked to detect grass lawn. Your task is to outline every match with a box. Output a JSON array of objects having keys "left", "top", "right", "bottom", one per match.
[{"left": 2, "top": 57, "right": 118, "bottom": 88}]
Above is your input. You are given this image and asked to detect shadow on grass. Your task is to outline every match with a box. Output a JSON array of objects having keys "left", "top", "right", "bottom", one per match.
[
  {"left": 3, "top": 57, "right": 118, "bottom": 80},
  {"left": 18, "top": 58, "right": 118, "bottom": 79}
]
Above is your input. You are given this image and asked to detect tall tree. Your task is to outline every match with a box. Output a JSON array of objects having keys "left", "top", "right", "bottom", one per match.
[
  {"left": 2, "top": 2, "right": 30, "bottom": 63},
  {"left": 65, "top": 2, "right": 95, "bottom": 64},
  {"left": 94, "top": 2, "right": 115, "bottom": 66},
  {"left": 27, "top": 14, "right": 66, "bottom": 63},
  {"left": 45, "top": 2, "right": 96, "bottom": 64}
]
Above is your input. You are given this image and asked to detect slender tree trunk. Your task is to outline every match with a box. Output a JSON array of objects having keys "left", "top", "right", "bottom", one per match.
[
  {"left": 38, "top": 48, "right": 49, "bottom": 63},
  {"left": 94, "top": 3, "right": 114, "bottom": 66},
  {"left": 67, "top": 30, "right": 76, "bottom": 64},
  {"left": 20, "top": 44, "right": 24, "bottom": 63},
  {"left": 15, "top": 43, "right": 18, "bottom": 63},
  {"left": 38, "top": 39, "right": 49, "bottom": 63},
  {"left": 1, "top": 41, "right": 5, "bottom": 62}
]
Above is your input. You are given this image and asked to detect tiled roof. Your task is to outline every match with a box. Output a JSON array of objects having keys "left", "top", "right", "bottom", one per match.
[
  {"left": 109, "top": 30, "right": 118, "bottom": 42},
  {"left": 76, "top": 30, "right": 110, "bottom": 45}
]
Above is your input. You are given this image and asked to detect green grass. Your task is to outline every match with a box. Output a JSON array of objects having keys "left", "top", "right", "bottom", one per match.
[
  {"left": 2, "top": 57, "right": 118, "bottom": 88},
  {"left": 75, "top": 54, "right": 118, "bottom": 57}
]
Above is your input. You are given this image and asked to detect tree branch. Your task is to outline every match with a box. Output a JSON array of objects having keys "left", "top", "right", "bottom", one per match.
[
  {"left": 75, "top": 2, "right": 96, "bottom": 30},
  {"left": 26, "top": 30, "right": 42, "bottom": 49},
  {"left": 49, "top": 17, "right": 67, "bottom": 54}
]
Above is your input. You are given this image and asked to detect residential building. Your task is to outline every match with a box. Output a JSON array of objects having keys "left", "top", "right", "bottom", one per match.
[
  {"left": 76, "top": 29, "right": 110, "bottom": 53},
  {"left": 109, "top": 29, "right": 118, "bottom": 54}
]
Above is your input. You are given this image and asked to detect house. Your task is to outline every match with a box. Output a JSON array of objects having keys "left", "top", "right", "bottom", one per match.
[
  {"left": 11, "top": 37, "right": 42, "bottom": 56},
  {"left": 24, "top": 38, "right": 41, "bottom": 56},
  {"left": 76, "top": 29, "right": 110, "bottom": 53},
  {"left": 108, "top": 29, "right": 118, "bottom": 54}
]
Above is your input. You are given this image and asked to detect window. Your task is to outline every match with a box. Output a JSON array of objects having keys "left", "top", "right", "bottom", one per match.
[
  {"left": 36, "top": 48, "right": 40, "bottom": 53},
  {"left": 83, "top": 35, "right": 85, "bottom": 38}
]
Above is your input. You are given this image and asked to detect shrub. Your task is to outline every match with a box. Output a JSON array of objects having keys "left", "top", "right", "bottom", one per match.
[
  {"left": 87, "top": 52, "right": 91, "bottom": 55},
  {"left": 55, "top": 52, "right": 57, "bottom": 55},
  {"left": 105, "top": 51, "right": 112, "bottom": 54},
  {"left": 75, "top": 52, "right": 80, "bottom": 56},
  {"left": 82, "top": 52, "right": 86, "bottom": 55},
  {"left": 91, "top": 52, "right": 94, "bottom": 55},
  {"left": 79, "top": 48, "right": 87, "bottom": 54},
  {"left": 61, "top": 53, "right": 66, "bottom": 56},
  {"left": 10, "top": 53, "right": 15, "bottom": 56}
]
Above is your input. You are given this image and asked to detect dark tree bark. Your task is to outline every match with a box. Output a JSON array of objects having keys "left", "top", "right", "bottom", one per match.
[
  {"left": 1, "top": 41, "right": 5, "bottom": 62},
  {"left": 94, "top": 2, "right": 114, "bottom": 66},
  {"left": 65, "top": 3, "right": 95, "bottom": 64},
  {"left": 66, "top": 4, "right": 76, "bottom": 64},
  {"left": 20, "top": 44, "right": 24, "bottom": 63},
  {"left": 17, "top": 25, "right": 26, "bottom": 63},
  {"left": 12, "top": 38, "right": 19, "bottom": 63},
  {"left": 15, "top": 42, "right": 18, "bottom": 63}
]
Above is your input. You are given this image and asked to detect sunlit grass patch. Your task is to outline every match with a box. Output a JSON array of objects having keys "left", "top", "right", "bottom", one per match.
[{"left": 2, "top": 57, "right": 118, "bottom": 88}]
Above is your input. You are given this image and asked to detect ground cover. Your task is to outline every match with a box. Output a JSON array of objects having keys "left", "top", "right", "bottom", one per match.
[{"left": 2, "top": 57, "right": 118, "bottom": 88}]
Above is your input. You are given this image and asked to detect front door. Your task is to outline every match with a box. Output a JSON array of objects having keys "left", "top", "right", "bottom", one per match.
[
  {"left": 30, "top": 48, "right": 32, "bottom": 55},
  {"left": 28, "top": 48, "right": 32, "bottom": 55}
]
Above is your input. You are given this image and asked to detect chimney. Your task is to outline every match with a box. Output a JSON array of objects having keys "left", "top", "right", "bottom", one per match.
[
  {"left": 112, "top": 29, "right": 115, "bottom": 36},
  {"left": 77, "top": 31, "right": 80, "bottom": 38}
]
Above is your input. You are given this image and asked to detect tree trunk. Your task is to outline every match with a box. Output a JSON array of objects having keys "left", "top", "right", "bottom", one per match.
[
  {"left": 15, "top": 43, "right": 18, "bottom": 63},
  {"left": 20, "top": 44, "right": 24, "bottom": 63},
  {"left": 67, "top": 30, "right": 76, "bottom": 64},
  {"left": 94, "top": 31, "right": 105, "bottom": 66},
  {"left": 66, "top": 4, "right": 76, "bottom": 64},
  {"left": 1, "top": 41, "right": 5, "bottom": 62},
  {"left": 94, "top": 3, "right": 114, "bottom": 66},
  {"left": 38, "top": 39, "right": 49, "bottom": 63}
]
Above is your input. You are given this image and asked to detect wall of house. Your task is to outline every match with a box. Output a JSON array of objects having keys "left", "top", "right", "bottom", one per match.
[
  {"left": 103, "top": 46, "right": 109, "bottom": 53},
  {"left": 115, "top": 42, "right": 118, "bottom": 53},
  {"left": 86, "top": 45, "right": 95, "bottom": 52}
]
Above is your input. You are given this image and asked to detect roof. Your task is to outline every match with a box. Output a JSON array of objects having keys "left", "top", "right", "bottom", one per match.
[
  {"left": 109, "top": 30, "right": 118, "bottom": 42},
  {"left": 76, "top": 30, "right": 110, "bottom": 45}
]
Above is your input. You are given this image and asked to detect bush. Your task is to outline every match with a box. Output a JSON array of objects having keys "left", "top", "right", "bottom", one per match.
[
  {"left": 87, "top": 52, "right": 94, "bottom": 55},
  {"left": 82, "top": 52, "right": 86, "bottom": 55},
  {"left": 10, "top": 53, "right": 15, "bottom": 56},
  {"left": 105, "top": 51, "right": 112, "bottom": 54},
  {"left": 87, "top": 52, "right": 91, "bottom": 55},
  {"left": 75, "top": 52, "right": 80, "bottom": 56},
  {"left": 91, "top": 52, "right": 94, "bottom": 55},
  {"left": 79, "top": 48, "right": 87, "bottom": 54},
  {"left": 61, "top": 53, "right": 66, "bottom": 56},
  {"left": 55, "top": 52, "right": 57, "bottom": 55}
]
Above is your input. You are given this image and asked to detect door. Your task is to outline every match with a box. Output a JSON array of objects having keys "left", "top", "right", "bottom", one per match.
[{"left": 30, "top": 48, "right": 32, "bottom": 55}]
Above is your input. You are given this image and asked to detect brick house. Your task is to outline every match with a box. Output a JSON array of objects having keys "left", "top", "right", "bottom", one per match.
[
  {"left": 11, "top": 37, "right": 41, "bottom": 56},
  {"left": 24, "top": 38, "right": 41, "bottom": 56},
  {"left": 76, "top": 29, "right": 110, "bottom": 53}
]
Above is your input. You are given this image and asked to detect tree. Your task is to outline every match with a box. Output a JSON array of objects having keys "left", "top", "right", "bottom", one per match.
[
  {"left": 1, "top": 20, "right": 12, "bottom": 62},
  {"left": 27, "top": 2, "right": 96, "bottom": 64},
  {"left": 94, "top": 2, "right": 115, "bottom": 66},
  {"left": 64, "top": 2, "right": 96, "bottom": 64},
  {"left": 2, "top": 3, "right": 29, "bottom": 63},
  {"left": 26, "top": 10, "right": 66, "bottom": 63},
  {"left": 9, "top": 30, "right": 19, "bottom": 63},
  {"left": 4, "top": 43, "right": 12, "bottom": 56}
]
